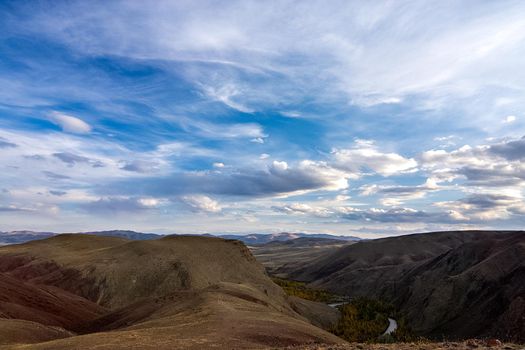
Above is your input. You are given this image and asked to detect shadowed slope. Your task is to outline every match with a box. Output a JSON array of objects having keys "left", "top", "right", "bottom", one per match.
[
  {"left": 285, "top": 231, "right": 525, "bottom": 341},
  {"left": 0, "top": 273, "right": 106, "bottom": 330}
]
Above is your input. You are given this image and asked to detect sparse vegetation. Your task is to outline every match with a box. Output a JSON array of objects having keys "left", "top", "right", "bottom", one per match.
[{"left": 272, "top": 277, "right": 336, "bottom": 302}]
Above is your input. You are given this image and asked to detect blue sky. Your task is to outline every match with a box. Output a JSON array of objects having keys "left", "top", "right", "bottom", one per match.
[{"left": 1, "top": 0, "right": 525, "bottom": 237}]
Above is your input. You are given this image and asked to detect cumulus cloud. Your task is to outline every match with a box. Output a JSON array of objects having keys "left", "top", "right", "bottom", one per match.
[
  {"left": 420, "top": 136, "right": 525, "bottom": 188},
  {"left": 332, "top": 140, "right": 417, "bottom": 176},
  {"left": 181, "top": 195, "right": 222, "bottom": 213},
  {"left": 487, "top": 137, "right": 525, "bottom": 161},
  {"left": 272, "top": 203, "right": 332, "bottom": 218},
  {"left": 337, "top": 206, "right": 459, "bottom": 224},
  {"left": 360, "top": 178, "right": 439, "bottom": 206},
  {"left": 435, "top": 193, "right": 525, "bottom": 221},
  {"left": 49, "top": 112, "right": 92, "bottom": 134},
  {"left": 103, "top": 159, "right": 350, "bottom": 198}
]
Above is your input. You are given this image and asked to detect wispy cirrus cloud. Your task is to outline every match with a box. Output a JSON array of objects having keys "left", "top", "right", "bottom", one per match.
[{"left": 2, "top": 1, "right": 525, "bottom": 235}]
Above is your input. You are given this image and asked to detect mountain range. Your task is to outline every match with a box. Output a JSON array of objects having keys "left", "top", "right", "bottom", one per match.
[{"left": 0, "top": 230, "right": 360, "bottom": 246}]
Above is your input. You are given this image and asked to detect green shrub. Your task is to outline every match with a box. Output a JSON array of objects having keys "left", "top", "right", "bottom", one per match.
[{"left": 272, "top": 277, "right": 335, "bottom": 302}]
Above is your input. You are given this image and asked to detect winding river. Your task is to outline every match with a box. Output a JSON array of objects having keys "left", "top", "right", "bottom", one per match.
[{"left": 327, "top": 302, "right": 398, "bottom": 335}]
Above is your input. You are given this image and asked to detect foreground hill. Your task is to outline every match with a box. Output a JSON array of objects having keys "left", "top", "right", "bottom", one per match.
[
  {"left": 0, "top": 234, "right": 342, "bottom": 349},
  {"left": 285, "top": 230, "right": 525, "bottom": 342}
]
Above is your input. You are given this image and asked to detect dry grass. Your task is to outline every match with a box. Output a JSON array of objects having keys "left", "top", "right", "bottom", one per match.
[{"left": 0, "top": 234, "right": 345, "bottom": 349}]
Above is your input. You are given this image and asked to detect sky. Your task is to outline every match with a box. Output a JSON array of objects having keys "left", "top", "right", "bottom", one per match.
[{"left": 1, "top": 0, "right": 525, "bottom": 238}]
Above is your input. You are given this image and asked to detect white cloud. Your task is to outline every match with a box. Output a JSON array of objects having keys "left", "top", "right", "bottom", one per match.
[
  {"left": 213, "top": 162, "right": 225, "bottom": 168},
  {"left": 201, "top": 83, "right": 254, "bottom": 113},
  {"left": 49, "top": 112, "right": 92, "bottom": 134},
  {"left": 335, "top": 194, "right": 350, "bottom": 202},
  {"left": 177, "top": 117, "right": 266, "bottom": 140},
  {"left": 435, "top": 193, "right": 525, "bottom": 221},
  {"left": 271, "top": 160, "right": 288, "bottom": 171},
  {"left": 273, "top": 203, "right": 332, "bottom": 218},
  {"left": 182, "top": 195, "right": 222, "bottom": 213},
  {"left": 503, "top": 115, "right": 517, "bottom": 123},
  {"left": 361, "top": 179, "right": 439, "bottom": 207},
  {"left": 280, "top": 111, "right": 301, "bottom": 118},
  {"left": 137, "top": 198, "right": 161, "bottom": 207},
  {"left": 332, "top": 141, "right": 417, "bottom": 176},
  {"left": 250, "top": 137, "right": 265, "bottom": 144}
]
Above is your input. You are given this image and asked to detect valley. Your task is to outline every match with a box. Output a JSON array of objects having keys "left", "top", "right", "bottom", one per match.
[
  {"left": 0, "top": 230, "right": 523, "bottom": 348},
  {"left": 252, "top": 230, "right": 525, "bottom": 343}
]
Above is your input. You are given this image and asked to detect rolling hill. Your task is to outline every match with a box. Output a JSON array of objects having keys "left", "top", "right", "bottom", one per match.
[{"left": 0, "top": 234, "right": 343, "bottom": 349}]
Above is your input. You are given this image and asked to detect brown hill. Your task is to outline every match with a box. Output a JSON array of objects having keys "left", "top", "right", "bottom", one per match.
[
  {"left": 285, "top": 231, "right": 525, "bottom": 342},
  {"left": 0, "top": 234, "right": 343, "bottom": 349}
]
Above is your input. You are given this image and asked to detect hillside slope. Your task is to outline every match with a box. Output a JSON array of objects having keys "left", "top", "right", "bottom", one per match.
[
  {"left": 0, "top": 234, "right": 343, "bottom": 349},
  {"left": 286, "top": 231, "right": 525, "bottom": 342}
]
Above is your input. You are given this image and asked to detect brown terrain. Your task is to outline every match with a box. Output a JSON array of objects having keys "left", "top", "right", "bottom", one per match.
[
  {"left": 250, "top": 237, "right": 354, "bottom": 277},
  {"left": 0, "top": 234, "right": 343, "bottom": 349},
  {"left": 1, "top": 230, "right": 523, "bottom": 349},
  {"left": 280, "top": 231, "right": 525, "bottom": 342}
]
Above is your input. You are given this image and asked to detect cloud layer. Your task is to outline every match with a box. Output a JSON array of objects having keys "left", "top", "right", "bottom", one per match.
[{"left": 1, "top": 1, "right": 525, "bottom": 236}]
